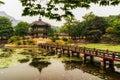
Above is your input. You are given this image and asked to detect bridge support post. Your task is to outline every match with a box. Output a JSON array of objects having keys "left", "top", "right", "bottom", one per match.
[
  {"left": 67, "top": 50, "right": 70, "bottom": 57},
  {"left": 70, "top": 51, "right": 73, "bottom": 57},
  {"left": 100, "top": 59, "right": 106, "bottom": 69},
  {"left": 108, "top": 60, "right": 115, "bottom": 71},
  {"left": 90, "top": 56, "right": 94, "bottom": 63},
  {"left": 77, "top": 52, "right": 80, "bottom": 58},
  {"left": 54, "top": 48, "right": 57, "bottom": 54},
  {"left": 56, "top": 48, "right": 59, "bottom": 54},
  {"left": 61, "top": 49, "right": 64, "bottom": 55},
  {"left": 82, "top": 54, "right": 87, "bottom": 63}
]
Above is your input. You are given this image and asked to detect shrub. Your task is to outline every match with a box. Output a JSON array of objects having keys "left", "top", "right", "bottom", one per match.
[
  {"left": 55, "top": 40, "right": 65, "bottom": 45},
  {"left": 8, "top": 36, "right": 22, "bottom": 43},
  {"left": 27, "top": 39, "right": 36, "bottom": 45},
  {"left": 0, "top": 52, "right": 12, "bottom": 58},
  {"left": 50, "top": 36, "right": 59, "bottom": 42},
  {"left": 14, "top": 39, "right": 36, "bottom": 45},
  {"left": 102, "top": 34, "right": 120, "bottom": 44},
  {"left": 85, "top": 30, "right": 102, "bottom": 43},
  {"left": 102, "top": 34, "right": 111, "bottom": 43},
  {"left": 46, "top": 39, "right": 54, "bottom": 44},
  {"left": 18, "top": 58, "right": 29, "bottom": 63},
  {"left": 62, "top": 38, "right": 68, "bottom": 42},
  {"left": 2, "top": 48, "right": 13, "bottom": 52},
  {"left": 67, "top": 38, "right": 73, "bottom": 44},
  {"left": 15, "top": 41, "right": 23, "bottom": 45},
  {"left": 106, "top": 27, "right": 114, "bottom": 34}
]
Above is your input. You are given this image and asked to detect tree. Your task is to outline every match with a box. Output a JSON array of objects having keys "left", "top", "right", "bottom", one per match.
[
  {"left": 0, "top": 16, "right": 14, "bottom": 39},
  {"left": 103, "top": 15, "right": 120, "bottom": 43},
  {"left": 59, "top": 17, "right": 76, "bottom": 37},
  {"left": 0, "top": 1, "right": 4, "bottom": 5},
  {"left": 59, "top": 17, "right": 85, "bottom": 40},
  {"left": 48, "top": 26, "right": 59, "bottom": 36},
  {"left": 82, "top": 13, "right": 108, "bottom": 42},
  {"left": 105, "top": 16, "right": 120, "bottom": 36},
  {"left": 14, "top": 21, "right": 29, "bottom": 37},
  {"left": 20, "top": 0, "right": 120, "bottom": 20}
]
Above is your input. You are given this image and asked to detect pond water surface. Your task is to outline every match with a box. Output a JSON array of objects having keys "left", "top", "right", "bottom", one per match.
[
  {"left": 0, "top": 48, "right": 120, "bottom": 80},
  {"left": 0, "top": 58, "right": 103, "bottom": 80}
]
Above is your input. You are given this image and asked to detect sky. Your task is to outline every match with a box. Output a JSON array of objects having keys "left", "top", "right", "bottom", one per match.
[{"left": 0, "top": 0, "right": 120, "bottom": 27}]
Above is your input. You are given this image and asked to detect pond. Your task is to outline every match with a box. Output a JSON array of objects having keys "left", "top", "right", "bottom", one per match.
[{"left": 0, "top": 48, "right": 120, "bottom": 80}]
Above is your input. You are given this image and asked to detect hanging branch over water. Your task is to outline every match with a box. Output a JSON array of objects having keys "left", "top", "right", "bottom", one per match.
[
  {"left": 0, "top": 1, "right": 4, "bottom": 5},
  {"left": 19, "top": 0, "right": 120, "bottom": 21}
]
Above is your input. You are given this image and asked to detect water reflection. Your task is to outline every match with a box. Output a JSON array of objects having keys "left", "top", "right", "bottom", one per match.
[
  {"left": 38, "top": 58, "right": 102, "bottom": 80},
  {"left": 0, "top": 56, "right": 120, "bottom": 80},
  {"left": 30, "top": 58, "right": 51, "bottom": 72},
  {"left": 63, "top": 60, "right": 120, "bottom": 80},
  {"left": 0, "top": 61, "right": 40, "bottom": 80}
]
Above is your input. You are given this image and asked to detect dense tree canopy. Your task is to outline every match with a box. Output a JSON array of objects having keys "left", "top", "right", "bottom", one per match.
[
  {"left": 105, "top": 15, "right": 120, "bottom": 36},
  {"left": 59, "top": 17, "right": 85, "bottom": 40},
  {"left": 0, "top": 1, "right": 4, "bottom": 5},
  {"left": 20, "top": 0, "right": 120, "bottom": 20},
  {"left": 14, "top": 21, "right": 29, "bottom": 37},
  {"left": 83, "top": 14, "right": 108, "bottom": 42},
  {"left": 48, "top": 26, "right": 59, "bottom": 36},
  {"left": 59, "top": 12, "right": 109, "bottom": 42},
  {"left": 0, "top": 16, "right": 14, "bottom": 39}
]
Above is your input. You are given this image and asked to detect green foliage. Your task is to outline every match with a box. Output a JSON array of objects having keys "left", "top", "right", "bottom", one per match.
[
  {"left": 8, "top": 36, "right": 36, "bottom": 45},
  {"left": 8, "top": 36, "right": 22, "bottom": 43},
  {"left": 48, "top": 26, "right": 58, "bottom": 36},
  {"left": 55, "top": 40, "right": 65, "bottom": 45},
  {"left": 59, "top": 12, "right": 120, "bottom": 43},
  {"left": 59, "top": 12, "right": 109, "bottom": 42},
  {"left": 20, "top": 0, "right": 120, "bottom": 20},
  {"left": 67, "top": 38, "right": 73, "bottom": 44},
  {"left": 0, "top": 52, "right": 12, "bottom": 58},
  {"left": 2, "top": 48, "right": 13, "bottom": 52},
  {"left": 83, "top": 13, "right": 108, "bottom": 42},
  {"left": 18, "top": 58, "right": 29, "bottom": 63},
  {"left": 14, "top": 39, "right": 36, "bottom": 45},
  {"left": 15, "top": 41, "right": 23, "bottom": 45},
  {"left": 105, "top": 15, "right": 120, "bottom": 36},
  {"left": 26, "top": 39, "right": 36, "bottom": 45},
  {"left": 102, "top": 34, "right": 112, "bottom": 43},
  {"left": 85, "top": 30, "right": 102, "bottom": 43},
  {"left": 50, "top": 35, "right": 59, "bottom": 42},
  {"left": 102, "top": 34, "right": 120, "bottom": 43},
  {"left": 106, "top": 27, "right": 114, "bottom": 34},
  {"left": 0, "top": 16, "right": 14, "bottom": 39},
  {"left": 114, "top": 26, "right": 120, "bottom": 35},
  {"left": 62, "top": 38, "right": 68, "bottom": 42},
  {"left": 59, "top": 17, "right": 84, "bottom": 40},
  {"left": 0, "top": 1, "right": 4, "bottom": 5},
  {"left": 0, "top": 48, "right": 13, "bottom": 58},
  {"left": 104, "top": 15, "right": 120, "bottom": 43},
  {"left": 14, "top": 21, "right": 29, "bottom": 37}
]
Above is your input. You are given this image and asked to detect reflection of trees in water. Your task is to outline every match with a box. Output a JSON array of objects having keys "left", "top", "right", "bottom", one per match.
[
  {"left": 64, "top": 61, "right": 120, "bottom": 80},
  {"left": 29, "top": 58, "right": 51, "bottom": 72},
  {"left": 64, "top": 61, "right": 82, "bottom": 70}
]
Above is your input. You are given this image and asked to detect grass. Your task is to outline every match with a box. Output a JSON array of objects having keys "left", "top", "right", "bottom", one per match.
[{"left": 78, "top": 43, "right": 120, "bottom": 52}]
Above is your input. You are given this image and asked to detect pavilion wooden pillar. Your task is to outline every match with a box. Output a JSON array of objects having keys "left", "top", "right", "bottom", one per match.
[{"left": 30, "top": 19, "right": 50, "bottom": 38}]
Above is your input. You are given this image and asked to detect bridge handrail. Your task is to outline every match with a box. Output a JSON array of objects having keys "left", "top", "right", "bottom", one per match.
[{"left": 39, "top": 43, "right": 120, "bottom": 60}]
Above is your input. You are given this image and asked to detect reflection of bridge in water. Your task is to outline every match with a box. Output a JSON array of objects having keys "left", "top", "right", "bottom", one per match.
[
  {"left": 64, "top": 61, "right": 120, "bottom": 80},
  {"left": 39, "top": 43, "right": 120, "bottom": 71}
]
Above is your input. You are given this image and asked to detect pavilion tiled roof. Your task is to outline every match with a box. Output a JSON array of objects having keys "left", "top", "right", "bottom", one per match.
[{"left": 30, "top": 19, "right": 50, "bottom": 27}]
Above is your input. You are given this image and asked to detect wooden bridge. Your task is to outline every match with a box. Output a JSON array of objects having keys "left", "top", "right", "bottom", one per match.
[{"left": 39, "top": 43, "right": 120, "bottom": 71}]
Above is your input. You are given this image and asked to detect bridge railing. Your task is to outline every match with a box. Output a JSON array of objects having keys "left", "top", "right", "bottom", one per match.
[
  {"left": 39, "top": 43, "right": 120, "bottom": 60},
  {"left": 114, "top": 52, "right": 120, "bottom": 59}
]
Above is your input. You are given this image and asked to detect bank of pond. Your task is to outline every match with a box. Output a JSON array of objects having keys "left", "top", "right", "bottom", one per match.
[{"left": 0, "top": 48, "right": 120, "bottom": 80}]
